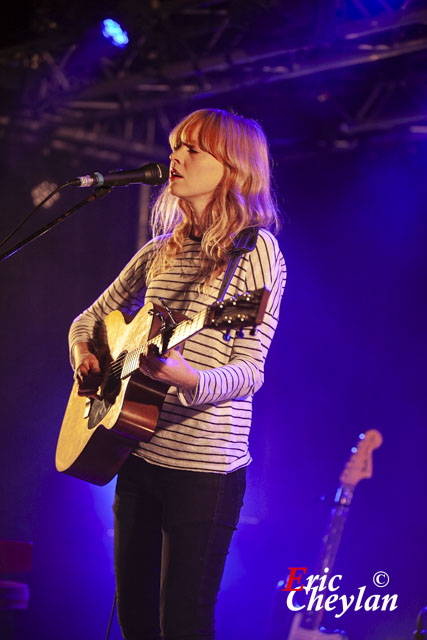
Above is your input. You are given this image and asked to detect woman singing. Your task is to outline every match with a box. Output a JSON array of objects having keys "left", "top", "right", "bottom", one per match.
[{"left": 69, "top": 108, "right": 287, "bottom": 640}]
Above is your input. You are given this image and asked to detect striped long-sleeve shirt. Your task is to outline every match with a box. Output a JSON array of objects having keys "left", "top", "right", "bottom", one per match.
[{"left": 69, "top": 228, "right": 286, "bottom": 473}]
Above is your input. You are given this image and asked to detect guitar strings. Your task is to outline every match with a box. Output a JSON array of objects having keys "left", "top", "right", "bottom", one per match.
[
  {"left": 83, "top": 294, "right": 255, "bottom": 398},
  {"left": 115, "top": 325, "right": 182, "bottom": 375},
  {"left": 103, "top": 300, "right": 248, "bottom": 381},
  {"left": 98, "top": 300, "right": 240, "bottom": 383},
  {"left": 102, "top": 311, "right": 204, "bottom": 381},
  {"left": 96, "top": 294, "right": 253, "bottom": 383}
]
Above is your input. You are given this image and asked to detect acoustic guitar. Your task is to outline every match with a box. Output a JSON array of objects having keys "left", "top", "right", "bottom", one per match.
[{"left": 56, "top": 288, "right": 269, "bottom": 485}]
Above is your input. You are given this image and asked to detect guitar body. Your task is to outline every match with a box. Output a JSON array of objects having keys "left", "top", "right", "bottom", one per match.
[
  {"left": 56, "top": 302, "right": 183, "bottom": 485},
  {"left": 267, "top": 589, "right": 347, "bottom": 640},
  {"left": 287, "top": 613, "right": 346, "bottom": 640}
]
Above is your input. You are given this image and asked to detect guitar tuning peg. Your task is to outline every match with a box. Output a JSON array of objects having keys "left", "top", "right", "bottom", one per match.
[
  {"left": 223, "top": 328, "right": 231, "bottom": 342},
  {"left": 250, "top": 327, "right": 257, "bottom": 336},
  {"left": 237, "top": 328, "right": 244, "bottom": 339}
]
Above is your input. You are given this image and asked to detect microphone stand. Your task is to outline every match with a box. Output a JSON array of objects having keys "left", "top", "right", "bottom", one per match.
[{"left": 0, "top": 185, "right": 112, "bottom": 263}]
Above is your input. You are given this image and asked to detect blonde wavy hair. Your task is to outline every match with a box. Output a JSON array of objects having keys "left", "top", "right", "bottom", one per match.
[{"left": 147, "top": 108, "right": 280, "bottom": 286}]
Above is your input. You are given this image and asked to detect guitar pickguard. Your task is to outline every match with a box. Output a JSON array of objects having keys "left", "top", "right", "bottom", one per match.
[{"left": 87, "top": 397, "right": 113, "bottom": 430}]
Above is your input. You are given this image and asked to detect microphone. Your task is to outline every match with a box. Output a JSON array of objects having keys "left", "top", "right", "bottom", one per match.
[{"left": 69, "top": 162, "right": 169, "bottom": 188}]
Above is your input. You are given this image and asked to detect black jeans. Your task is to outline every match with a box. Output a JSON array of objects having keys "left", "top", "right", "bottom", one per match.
[{"left": 113, "top": 455, "right": 246, "bottom": 640}]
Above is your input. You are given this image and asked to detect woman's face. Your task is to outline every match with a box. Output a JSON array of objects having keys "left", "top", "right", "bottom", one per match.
[{"left": 168, "top": 130, "right": 224, "bottom": 219}]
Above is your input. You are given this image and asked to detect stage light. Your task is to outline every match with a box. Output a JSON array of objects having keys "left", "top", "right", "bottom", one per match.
[{"left": 101, "top": 18, "right": 129, "bottom": 48}]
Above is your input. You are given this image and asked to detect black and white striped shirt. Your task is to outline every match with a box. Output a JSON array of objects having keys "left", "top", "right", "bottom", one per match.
[{"left": 69, "top": 228, "right": 286, "bottom": 473}]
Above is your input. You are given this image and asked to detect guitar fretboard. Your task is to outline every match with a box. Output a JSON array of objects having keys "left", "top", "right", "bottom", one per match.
[
  {"left": 300, "top": 483, "right": 354, "bottom": 630},
  {"left": 120, "top": 307, "right": 209, "bottom": 378}
]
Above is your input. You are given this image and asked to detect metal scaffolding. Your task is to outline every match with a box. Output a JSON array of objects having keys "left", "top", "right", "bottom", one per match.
[{"left": 0, "top": 0, "right": 425, "bottom": 161}]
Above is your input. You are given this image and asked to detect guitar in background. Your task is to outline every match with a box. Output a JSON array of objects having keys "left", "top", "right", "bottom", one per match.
[{"left": 267, "top": 429, "right": 383, "bottom": 640}]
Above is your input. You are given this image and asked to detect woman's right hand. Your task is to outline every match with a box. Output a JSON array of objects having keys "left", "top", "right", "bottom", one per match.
[{"left": 73, "top": 343, "right": 102, "bottom": 397}]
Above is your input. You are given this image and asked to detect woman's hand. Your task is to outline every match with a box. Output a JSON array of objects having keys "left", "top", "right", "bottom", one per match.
[
  {"left": 139, "top": 346, "right": 198, "bottom": 391},
  {"left": 73, "top": 342, "right": 103, "bottom": 397}
]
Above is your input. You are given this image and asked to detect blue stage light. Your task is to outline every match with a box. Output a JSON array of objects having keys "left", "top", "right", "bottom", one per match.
[{"left": 101, "top": 18, "right": 129, "bottom": 48}]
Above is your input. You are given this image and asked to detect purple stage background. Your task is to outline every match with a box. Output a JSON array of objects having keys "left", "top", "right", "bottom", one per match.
[{"left": 0, "top": 129, "right": 426, "bottom": 639}]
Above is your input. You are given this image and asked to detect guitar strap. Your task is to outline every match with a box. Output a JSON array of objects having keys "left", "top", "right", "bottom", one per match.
[{"left": 216, "top": 227, "right": 259, "bottom": 303}]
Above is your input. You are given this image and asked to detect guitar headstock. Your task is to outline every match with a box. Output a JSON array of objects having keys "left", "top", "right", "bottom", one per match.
[
  {"left": 208, "top": 288, "right": 270, "bottom": 330},
  {"left": 340, "top": 429, "right": 383, "bottom": 487}
]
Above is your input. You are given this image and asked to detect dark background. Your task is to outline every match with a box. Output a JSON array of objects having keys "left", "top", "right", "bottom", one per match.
[{"left": 0, "top": 2, "right": 426, "bottom": 639}]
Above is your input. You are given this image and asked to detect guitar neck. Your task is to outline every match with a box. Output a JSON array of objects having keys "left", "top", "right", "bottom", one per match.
[
  {"left": 288, "top": 430, "right": 382, "bottom": 638},
  {"left": 165, "top": 308, "right": 208, "bottom": 351},
  {"left": 121, "top": 307, "right": 209, "bottom": 378},
  {"left": 118, "top": 288, "right": 269, "bottom": 380},
  {"left": 300, "top": 483, "right": 354, "bottom": 630},
  {"left": 317, "top": 483, "right": 354, "bottom": 572}
]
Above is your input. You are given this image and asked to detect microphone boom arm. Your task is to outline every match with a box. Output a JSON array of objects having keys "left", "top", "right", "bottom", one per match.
[{"left": 0, "top": 185, "right": 112, "bottom": 264}]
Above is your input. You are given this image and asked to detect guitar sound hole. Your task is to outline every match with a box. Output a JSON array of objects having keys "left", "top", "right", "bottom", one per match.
[
  {"left": 103, "top": 351, "right": 126, "bottom": 398},
  {"left": 87, "top": 352, "right": 127, "bottom": 430}
]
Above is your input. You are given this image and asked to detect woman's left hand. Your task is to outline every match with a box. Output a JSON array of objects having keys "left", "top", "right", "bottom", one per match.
[{"left": 139, "top": 346, "right": 199, "bottom": 391}]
